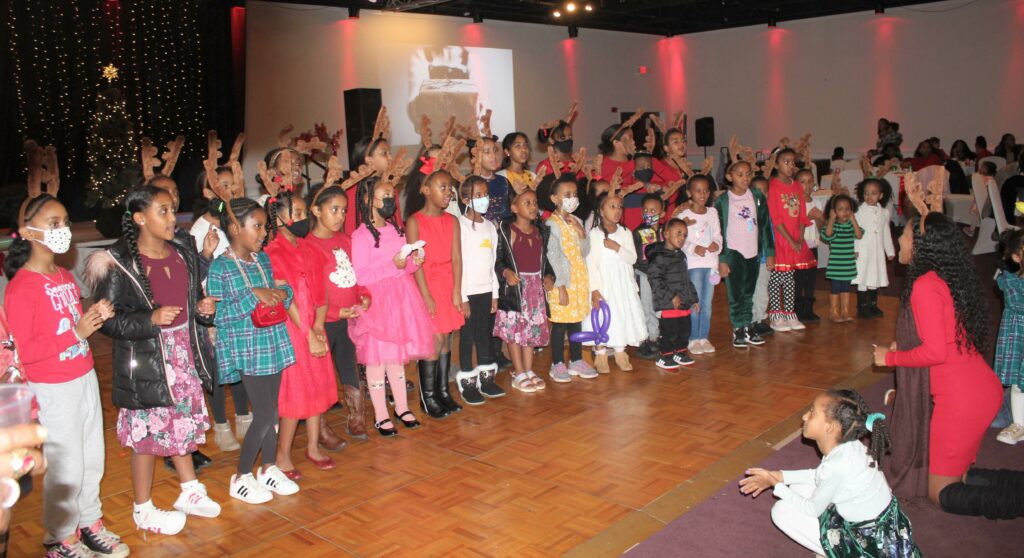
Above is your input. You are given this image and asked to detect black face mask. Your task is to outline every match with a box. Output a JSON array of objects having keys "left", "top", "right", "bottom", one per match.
[
  {"left": 285, "top": 218, "right": 310, "bottom": 238},
  {"left": 554, "top": 138, "right": 574, "bottom": 154},
  {"left": 634, "top": 168, "right": 654, "bottom": 183},
  {"left": 378, "top": 197, "right": 397, "bottom": 219}
]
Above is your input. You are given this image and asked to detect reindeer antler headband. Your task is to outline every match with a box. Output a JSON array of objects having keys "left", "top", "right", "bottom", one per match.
[
  {"left": 140, "top": 136, "right": 185, "bottom": 181},
  {"left": 904, "top": 169, "right": 946, "bottom": 233}
]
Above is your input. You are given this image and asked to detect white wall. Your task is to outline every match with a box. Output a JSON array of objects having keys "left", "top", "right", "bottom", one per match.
[{"left": 244, "top": 0, "right": 1024, "bottom": 178}]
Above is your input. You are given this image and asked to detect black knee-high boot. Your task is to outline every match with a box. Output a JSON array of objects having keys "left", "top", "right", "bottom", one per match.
[
  {"left": 436, "top": 352, "right": 462, "bottom": 413},
  {"left": 939, "top": 480, "right": 1024, "bottom": 519},
  {"left": 856, "top": 291, "right": 873, "bottom": 318},
  {"left": 418, "top": 360, "right": 450, "bottom": 419},
  {"left": 868, "top": 289, "right": 884, "bottom": 318}
]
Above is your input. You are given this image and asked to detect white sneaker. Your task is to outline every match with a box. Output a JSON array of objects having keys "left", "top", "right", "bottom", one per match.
[
  {"left": 133, "top": 505, "right": 186, "bottom": 536},
  {"left": 997, "top": 423, "right": 1024, "bottom": 445},
  {"left": 688, "top": 340, "right": 705, "bottom": 355},
  {"left": 701, "top": 339, "right": 716, "bottom": 354},
  {"left": 230, "top": 473, "right": 273, "bottom": 504},
  {"left": 174, "top": 482, "right": 222, "bottom": 518},
  {"left": 257, "top": 465, "right": 300, "bottom": 496},
  {"left": 788, "top": 317, "right": 806, "bottom": 330}
]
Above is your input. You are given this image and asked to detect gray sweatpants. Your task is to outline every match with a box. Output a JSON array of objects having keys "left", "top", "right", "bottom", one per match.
[
  {"left": 752, "top": 262, "right": 770, "bottom": 323},
  {"left": 29, "top": 370, "right": 105, "bottom": 544},
  {"left": 635, "top": 270, "right": 659, "bottom": 342}
]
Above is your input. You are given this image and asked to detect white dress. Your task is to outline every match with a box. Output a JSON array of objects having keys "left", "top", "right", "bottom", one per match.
[
  {"left": 853, "top": 203, "right": 895, "bottom": 290},
  {"left": 583, "top": 225, "right": 648, "bottom": 348}
]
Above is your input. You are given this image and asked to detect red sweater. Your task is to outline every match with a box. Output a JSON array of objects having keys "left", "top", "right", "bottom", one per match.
[
  {"left": 885, "top": 272, "right": 1001, "bottom": 399},
  {"left": 304, "top": 232, "right": 371, "bottom": 321},
  {"left": 4, "top": 267, "right": 94, "bottom": 383}
]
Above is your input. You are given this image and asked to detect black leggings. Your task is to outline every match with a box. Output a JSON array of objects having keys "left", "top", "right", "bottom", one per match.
[
  {"left": 209, "top": 380, "right": 249, "bottom": 424},
  {"left": 549, "top": 322, "right": 582, "bottom": 365},
  {"left": 459, "top": 293, "right": 495, "bottom": 370},
  {"left": 325, "top": 319, "right": 358, "bottom": 388},
  {"left": 237, "top": 373, "right": 281, "bottom": 475}
]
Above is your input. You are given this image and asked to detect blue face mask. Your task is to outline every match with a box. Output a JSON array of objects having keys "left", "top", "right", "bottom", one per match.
[
  {"left": 470, "top": 197, "right": 490, "bottom": 215},
  {"left": 642, "top": 213, "right": 660, "bottom": 226}
]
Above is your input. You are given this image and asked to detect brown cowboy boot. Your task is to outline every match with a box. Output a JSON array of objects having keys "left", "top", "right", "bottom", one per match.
[
  {"left": 319, "top": 413, "right": 348, "bottom": 452},
  {"left": 343, "top": 384, "right": 369, "bottom": 440}
]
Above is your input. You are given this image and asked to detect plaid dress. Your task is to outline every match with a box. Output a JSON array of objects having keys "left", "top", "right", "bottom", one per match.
[
  {"left": 207, "top": 251, "right": 296, "bottom": 384},
  {"left": 995, "top": 271, "right": 1024, "bottom": 389}
]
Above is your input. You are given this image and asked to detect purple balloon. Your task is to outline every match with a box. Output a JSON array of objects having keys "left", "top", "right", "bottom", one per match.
[{"left": 569, "top": 300, "right": 611, "bottom": 344}]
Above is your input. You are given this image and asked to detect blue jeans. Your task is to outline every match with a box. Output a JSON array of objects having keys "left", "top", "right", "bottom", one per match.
[{"left": 688, "top": 267, "right": 715, "bottom": 341}]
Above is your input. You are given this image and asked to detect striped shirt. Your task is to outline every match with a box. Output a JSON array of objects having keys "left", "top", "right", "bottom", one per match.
[{"left": 821, "top": 221, "right": 857, "bottom": 281}]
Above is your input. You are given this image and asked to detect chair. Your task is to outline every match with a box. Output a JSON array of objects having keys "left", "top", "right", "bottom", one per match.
[
  {"left": 989, "top": 179, "right": 1021, "bottom": 234},
  {"left": 971, "top": 174, "right": 998, "bottom": 255},
  {"left": 980, "top": 156, "right": 1007, "bottom": 170},
  {"left": 838, "top": 168, "right": 864, "bottom": 193}
]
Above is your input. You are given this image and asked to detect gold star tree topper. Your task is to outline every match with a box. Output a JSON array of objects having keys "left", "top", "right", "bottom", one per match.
[{"left": 102, "top": 64, "right": 119, "bottom": 83}]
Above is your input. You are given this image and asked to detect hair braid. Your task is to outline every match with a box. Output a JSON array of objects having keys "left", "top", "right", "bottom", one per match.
[
  {"left": 121, "top": 206, "right": 156, "bottom": 305},
  {"left": 825, "top": 389, "right": 892, "bottom": 467}
]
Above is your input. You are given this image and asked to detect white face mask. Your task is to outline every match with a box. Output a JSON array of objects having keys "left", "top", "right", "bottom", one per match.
[
  {"left": 470, "top": 197, "right": 490, "bottom": 215},
  {"left": 561, "top": 196, "right": 579, "bottom": 213},
  {"left": 26, "top": 226, "right": 72, "bottom": 254}
]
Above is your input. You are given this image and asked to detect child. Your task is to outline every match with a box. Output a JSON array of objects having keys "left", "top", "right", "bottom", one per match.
[
  {"left": 749, "top": 176, "right": 775, "bottom": 339},
  {"left": 88, "top": 185, "right": 221, "bottom": 534},
  {"left": 350, "top": 176, "right": 433, "bottom": 435},
  {"left": 853, "top": 178, "right": 895, "bottom": 318},
  {"left": 621, "top": 150, "right": 660, "bottom": 229},
  {"left": 304, "top": 184, "right": 371, "bottom": 441},
  {"left": 995, "top": 229, "right": 1024, "bottom": 445},
  {"left": 190, "top": 168, "right": 250, "bottom": 451},
  {"left": 535, "top": 120, "right": 576, "bottom": 177},
  {"left": 6, "top": 193, "right": 127, "bottom": 557},
  {"left": 646, "top": 218, "right": 700, "bottom": 369},
  {"left": 767, "top": 148, "right": 817, "bottom": 331},
  {"left": 679, "top": 175, "right": 722, "bottom": 354},
  {"left": 263, "top": 192, "right": 340, "bottom": 477},
  {"left": 407, "top": 170, "right": 466, "bottom": 417},
  {"left": 207, "top": 197, "right": 299, "bottom": 504},
  {"left": 741, "top": 389, "right": 921, "bottom": 558},
  {"left": 715, "top": 163, "right": 775, "bottom": 348},
  {"left": 347, "top": 136, "right": 394, "bottom": 235},
  {"left": 498, "top": 132, "right": 537, "bottom": 194},
  {"left": 539, "top": 174, "right": 597, "bottom": 382},
  {"left": 585, "top": 193, "right": 648, "bottom": 372},
  {"left": 632, "top": 194, "right": 665, "bottom": 359},
  {"left": 820, "top": 195, "right": 862, "bottom": 323},
  {"left": 795, "top": 168, "right": 823, "bottom": 323},
  {"left": 476, "top": 137, "right": 514, "bottom": 224},
  {"left": 455, "top": 175, "right": 503, "bottom": 404},
  {"left": 494, "top": 189, "right": 552, "bottom": 392}
]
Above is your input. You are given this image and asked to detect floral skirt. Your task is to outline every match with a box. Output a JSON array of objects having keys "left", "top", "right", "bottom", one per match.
[
  {"left": 819, "top": 497, "right": 921, "bottom": 558},
  {"left": 116, "top": 324, "right": 210, "bottom": 456},
  {"left": 494, "top": 273, "right": 550, "bottom": 347}
]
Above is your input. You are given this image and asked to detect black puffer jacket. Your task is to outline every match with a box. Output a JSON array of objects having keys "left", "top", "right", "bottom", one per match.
[
  {"left": 494, "top": 219, "right": 554, "bottom": 313},
  {"left": 86, "top": 232, "right": 214, "bottom": 410},
  {"left": 645, "top": 242, "right": 699, "bottom": 312}
]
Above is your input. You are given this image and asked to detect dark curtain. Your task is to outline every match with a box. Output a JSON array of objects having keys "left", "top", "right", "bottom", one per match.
[{"left": 0, "top": 0, "right": 244, "bottom": 225}]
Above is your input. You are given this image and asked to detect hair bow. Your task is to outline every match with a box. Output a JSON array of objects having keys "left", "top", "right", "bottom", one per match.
[{"left": 419, "top": 156, "right": 437, "bottom": 175}]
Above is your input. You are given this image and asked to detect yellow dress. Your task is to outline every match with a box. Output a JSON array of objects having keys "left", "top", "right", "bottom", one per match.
[{"left": 546, "top": 214, "right": 589, "bottom": 323}]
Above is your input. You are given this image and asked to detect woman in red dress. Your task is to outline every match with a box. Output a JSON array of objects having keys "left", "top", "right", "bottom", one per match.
[{"left": 874, "top": 213, "right": 1016, "bottom": 517}]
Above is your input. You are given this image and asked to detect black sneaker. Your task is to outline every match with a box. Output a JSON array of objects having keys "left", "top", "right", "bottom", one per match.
[
  {"left": 456, "top": 370, "right": 485, "bottom": 406},
  {"left": 192, "top": 450, "right": 213, "bottom": 470},
  {"left": 637, "top": 340, "right": 659, "bottom": 360},
  {"left": 78, "top": 521, "right": 129, "bottom": 558},
  {"left": 753, "top": 320, "right": 774, "bottom": 337},
  {"left": 655, "top": 356, "right": 680, "bottom": 370},
  {"left": 673, "top": 352, "right": 695, "bottom": 366},
  {"left": 733, "top": 328, "right": 749, "bottom": 348},
  {"left": 745, "top": 326, "right": 766, "bottom": 346},
  {"left": 477, "top": 365, "right": 506, "bottom": 398}
]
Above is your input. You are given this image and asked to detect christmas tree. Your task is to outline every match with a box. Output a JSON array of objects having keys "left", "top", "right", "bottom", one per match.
[{"left": 86, "top": 65, "right": 139, "bottom": 209}]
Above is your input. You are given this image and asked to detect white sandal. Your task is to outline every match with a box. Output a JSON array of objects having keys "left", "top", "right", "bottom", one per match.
[
  {"left": 526, "top": 371, "right": 546, "bottom": 390},
  {"left": 512, "top": 372, "right": 537, "bottom": 393}
]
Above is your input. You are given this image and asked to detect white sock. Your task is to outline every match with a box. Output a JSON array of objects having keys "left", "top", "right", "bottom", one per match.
[
  {"left": 133, "top": 500, "right": 154, "bottom": 514},
  {"left": 1012, "top": 385, "right": 1024, "bottom": 426},
  {"left": 180, "top": 479, "right": 199, "bottom": 491}
]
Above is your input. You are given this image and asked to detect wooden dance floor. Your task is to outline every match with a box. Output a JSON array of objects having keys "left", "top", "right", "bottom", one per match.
[{"left": 8, "top": 290, "right": 899, "bottom": 557}]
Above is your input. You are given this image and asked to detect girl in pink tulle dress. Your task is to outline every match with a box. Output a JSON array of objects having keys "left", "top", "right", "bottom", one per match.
[{"left": 350, "top": 177, "right": 434, "bottom": 436}]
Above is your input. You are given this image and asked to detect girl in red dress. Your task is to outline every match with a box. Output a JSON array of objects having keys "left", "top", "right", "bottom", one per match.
[
  {"left": 264, "top": 192, "right": 340, "bottom": 478},
  {"left": 406, "top": 170, "right": 466, "bottom": 419},
  {"left": 767, "top": 148, "right": 817, "bottom": 331}
]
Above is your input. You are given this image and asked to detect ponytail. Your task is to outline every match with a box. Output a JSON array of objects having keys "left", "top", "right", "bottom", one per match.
[{"left": 825, "top": 388, "right": 892, "bottom": 467}]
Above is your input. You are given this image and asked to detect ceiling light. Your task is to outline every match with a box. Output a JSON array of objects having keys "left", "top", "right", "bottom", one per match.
[
  {"left": 566, "top": 2, "right": 576, "bottom": 13},
  {"left": 554, "top": 10, "right": 561, "bottom": 17},
  {"left": 585, "top": 4, "right": 593, "bottom": 11}
]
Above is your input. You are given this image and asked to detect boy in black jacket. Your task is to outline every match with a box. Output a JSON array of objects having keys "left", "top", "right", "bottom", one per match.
[{"left": 645, "top": 218, "right": 700, "bottom": 369}]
